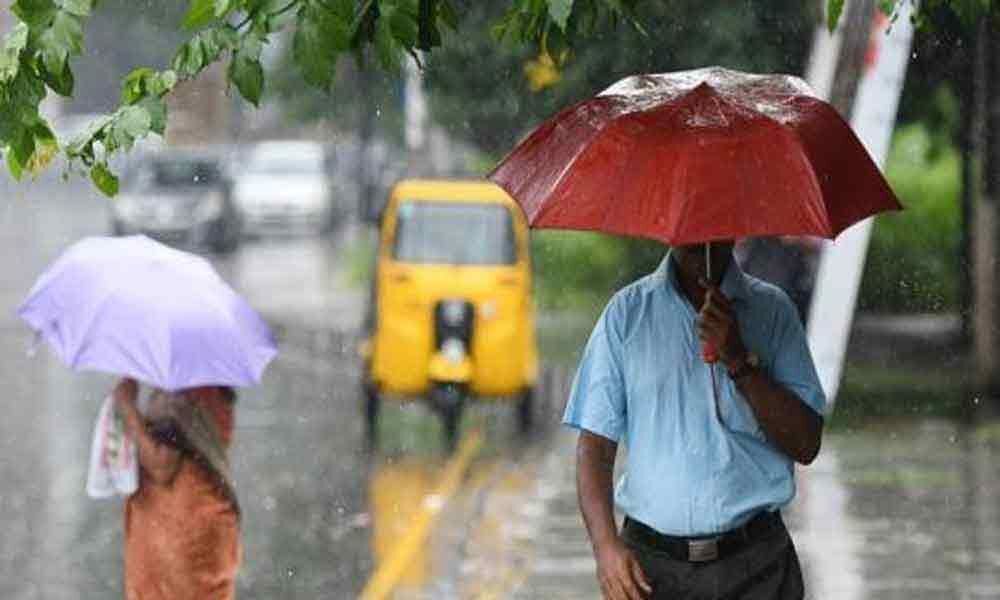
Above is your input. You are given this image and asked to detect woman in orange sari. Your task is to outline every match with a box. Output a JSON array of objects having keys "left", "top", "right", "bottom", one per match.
[{"left": 113, "top": 377, "right": 242, "bottom": 600}]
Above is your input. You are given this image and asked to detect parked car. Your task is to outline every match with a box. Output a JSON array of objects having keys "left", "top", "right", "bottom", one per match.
[
  {"left": 360, "top": 179, "right": 539, "bottom": 449},
  {"left": 110, "top": 149, "right": 241, "bottom": 253},
  {"left": 231, "top": 141, "right": 335, "bottom": 236}
]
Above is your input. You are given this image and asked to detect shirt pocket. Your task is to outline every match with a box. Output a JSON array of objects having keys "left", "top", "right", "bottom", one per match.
[{"left": 717, "top": 371, "right": 766, "bottom": 440}]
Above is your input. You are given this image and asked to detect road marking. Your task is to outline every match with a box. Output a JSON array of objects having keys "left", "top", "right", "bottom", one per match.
[{"left": 359, "top": 429, "right": 484, "bottom": 600}]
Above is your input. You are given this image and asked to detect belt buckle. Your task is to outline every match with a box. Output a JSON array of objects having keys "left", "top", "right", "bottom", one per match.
[{"left": 687, "top": 538, "right": 719, "bottom": 562}]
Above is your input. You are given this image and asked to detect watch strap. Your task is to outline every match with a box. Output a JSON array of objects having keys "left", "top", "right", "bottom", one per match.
[{"left": 730, "top": 362, "right": 754, "bottom": 380}]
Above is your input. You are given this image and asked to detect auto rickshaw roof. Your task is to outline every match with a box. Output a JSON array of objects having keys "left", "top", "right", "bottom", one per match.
[{"left": 390, "top": 179, "right": 517, "bottom": 207}]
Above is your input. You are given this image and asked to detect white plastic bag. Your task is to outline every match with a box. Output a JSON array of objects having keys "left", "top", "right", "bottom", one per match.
[{"left": 86, "top": 395, "right": 139, "bottom": 499}]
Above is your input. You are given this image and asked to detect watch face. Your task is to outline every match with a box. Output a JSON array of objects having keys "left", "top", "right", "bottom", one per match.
[{"left": 747, "top": 352, "right": 760, "bottom": 368}]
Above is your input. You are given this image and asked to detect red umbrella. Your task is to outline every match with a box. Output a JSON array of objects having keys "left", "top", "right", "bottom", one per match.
[
  {"left": 489, "top": 66, "right": 901, "bottom": 246},
  {"left": 489, "top": 67, "right": 902, "bottom": 361}
]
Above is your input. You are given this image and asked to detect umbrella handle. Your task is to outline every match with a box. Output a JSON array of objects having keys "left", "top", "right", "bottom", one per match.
[{"left": 701, "top": 241, "right": 719, "bottom": 363}]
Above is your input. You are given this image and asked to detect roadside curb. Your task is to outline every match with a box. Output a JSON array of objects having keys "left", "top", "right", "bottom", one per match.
[{"left": 360, "top": 430, "right": 486, "bottom": 600}]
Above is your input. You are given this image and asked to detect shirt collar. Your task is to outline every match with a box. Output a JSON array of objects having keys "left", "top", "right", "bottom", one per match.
[{"left": 658, "top": 249, "right": 748, "bottom": 302}]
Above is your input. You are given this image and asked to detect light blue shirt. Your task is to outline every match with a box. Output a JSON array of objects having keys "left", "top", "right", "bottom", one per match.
[{"left": 563, "top": 253, "right": 825, "bottom": 537}]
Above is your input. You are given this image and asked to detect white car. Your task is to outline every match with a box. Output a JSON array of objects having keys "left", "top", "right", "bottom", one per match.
[{"left": 232, "top": 141, "right": 334, "bottom": 236}]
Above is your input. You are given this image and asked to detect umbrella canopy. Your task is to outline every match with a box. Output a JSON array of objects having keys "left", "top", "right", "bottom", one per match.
[
  {"left": 18, "top": 235, "right": 277, "bottom": 391},
  {"left": 489, "top": 66, "right": 901, "bottom": 245}
]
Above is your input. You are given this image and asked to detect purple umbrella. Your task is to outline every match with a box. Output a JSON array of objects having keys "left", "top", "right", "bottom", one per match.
[{"left": 17, "top": 235, "right": 278, "bottom": 391}]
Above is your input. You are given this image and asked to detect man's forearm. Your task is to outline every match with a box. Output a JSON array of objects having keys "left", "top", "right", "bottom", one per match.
[
  {"left": 732, "top": 370, "right": 822, "bottom": 464},
  {"left": 576, "top": 431, "right": 621, "bottom": 553}
]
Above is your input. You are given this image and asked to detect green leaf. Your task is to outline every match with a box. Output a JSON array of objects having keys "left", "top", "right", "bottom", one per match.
[
  {"left": 294, "top": 22, "right": 333, "bottom": 88},
  {"left": 139, "top": 97, "right": 167, "bottom": 135},
  {"left": 547, "top": 0, "right": 574, "bottom": 31},
  {"left": 437, "top": 0, "right": 458, "bottom": 29},
  {"left": 374, "top": 18, "right": 402, "bottom": 71},
  {"left": 122, "top": 67, "right": 154, "bottom": 104},
  {"left": 40, "top": 55, "right": 74, "bottom": 95},
  {"left": 328, "top": 0, "right": 354, "bottom": 19},
  {"left": 6, "top": 126, "right": 35, "bottom": 180},
  {"left": 11, "top": 0, "right": 57, "bottom": 28},
  {"left": 60, "top": 0, "right": 92, "bottom": 16},
  {"left": 172, "top": 27, "right": 237, "bottom": 77},
  {"left": 0, "top": 25, "right": 30, "bottom": 82},
  {"left": 6, "top": 148, "right": 25, "bottom": 181},
  {"left": 65, "top": 113, "right": 112, "bottom": 155},
  {"left": 214, "top": 0, "right": 234, "bottom": 18},
  {"left": 26, "top": 120, "right": 57, "bottom": 175},
  {"left": 381, "top": 2, "right": 420, "bottom": 50},
  {"left": 183, "top": 0, "right": 216, "bottom": 30},
  {"left": 108, "top": 104, "right": 152, "bottom": 151},
  {"left": 37, "top": 10, "right": 84, "bottom": 77},
  {"left": 150, "top": 70, "right": 178, "bottom": 96},
  {"left": 293, "top": 4, "right": 350, "bottom": 89},
  {"left": 240, "top": 32, "right": 265, "bottom": 61},
  {"left": 91, "top": 162, "right": 119, "bottom": 196},
  {"left": 229, "top": 53, "right": 263, "bottom": 106},
  {"left": 827, "top": 0, "right": 845, "bottom": 32}
]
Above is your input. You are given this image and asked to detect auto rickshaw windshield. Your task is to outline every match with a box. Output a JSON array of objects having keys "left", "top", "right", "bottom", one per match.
[{"left": 392, "top": 201, "right": 517, "bottom": 265}]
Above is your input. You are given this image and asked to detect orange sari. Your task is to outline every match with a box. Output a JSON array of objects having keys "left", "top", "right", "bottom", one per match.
[{"left": 124, "top": 388, "right": 242, "bottom": 600}]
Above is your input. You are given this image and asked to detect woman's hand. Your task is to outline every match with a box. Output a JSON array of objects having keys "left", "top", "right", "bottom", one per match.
[{"left": 113, "top": 377, "right": 139, "bottom": 411}]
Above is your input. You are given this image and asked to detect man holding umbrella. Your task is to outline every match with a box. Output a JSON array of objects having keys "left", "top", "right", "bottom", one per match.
[
  {"left": 489, "top": 68, "right": 902, "bottom": 599},
  {"left": 564, "top": 241, "right": 824, "bottom": 599}
]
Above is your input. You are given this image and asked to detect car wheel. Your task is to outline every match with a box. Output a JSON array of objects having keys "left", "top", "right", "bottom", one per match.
[{"left": 210, "top": 219, "right": 241, "bottom": 254}]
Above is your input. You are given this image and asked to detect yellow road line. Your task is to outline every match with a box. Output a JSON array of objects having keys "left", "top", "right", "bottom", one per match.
[{"left": 359, "top": 429, "right": 484, "bottom": 600}]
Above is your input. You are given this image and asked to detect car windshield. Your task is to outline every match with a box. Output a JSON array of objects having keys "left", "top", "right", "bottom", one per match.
[
  {"left": 124, "top": 159, "right": 222, "bottom": 190},
  {"left": 392, "top": 201, "right": 516, "bottom": 265},
  {"left": 243, "top": 152, "right": 325, "bottom": 176}
]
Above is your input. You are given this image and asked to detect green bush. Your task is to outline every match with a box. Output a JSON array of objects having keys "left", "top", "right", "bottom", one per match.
[
  {"left": 859, "top": 122, "right": 962, "bottom": 313},
  {"left": 531, "top": 231, "right": 665, "bottom": 313}
]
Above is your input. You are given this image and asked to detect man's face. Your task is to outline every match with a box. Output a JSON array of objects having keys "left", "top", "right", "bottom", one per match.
[{"left": 672, "top": 242, "right": 735, "bottom": 285}]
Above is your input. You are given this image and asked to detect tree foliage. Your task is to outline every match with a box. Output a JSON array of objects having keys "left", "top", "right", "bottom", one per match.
[
  {"left": 425, "top": 1, "right": 812, "bottom": 158},
  {"left": 0, "top": 0, "right": 641, "bottom": 195}
]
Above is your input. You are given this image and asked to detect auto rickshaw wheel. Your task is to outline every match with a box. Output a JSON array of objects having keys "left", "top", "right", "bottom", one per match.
[
  {"left": 432, "top": 383, "right": 465, "bottom": 452},
  {"left": 363, "top": 383, "right": 380, "bottom": 448},
  {"left": 517, "top": 388, "right": 535, "bottom": 435}
]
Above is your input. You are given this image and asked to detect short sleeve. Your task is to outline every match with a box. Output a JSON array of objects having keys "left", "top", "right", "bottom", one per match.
[
  {"left": 562, "top": 298, "right": 628, "bottom": 441},
  {"left": 768, "top": 294, "right": 827, "bottom": 418}
]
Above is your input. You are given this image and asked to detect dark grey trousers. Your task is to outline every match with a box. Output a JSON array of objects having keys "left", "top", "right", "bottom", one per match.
[{"left": 622, "top": 518, "right": 804, "bottom": 600}]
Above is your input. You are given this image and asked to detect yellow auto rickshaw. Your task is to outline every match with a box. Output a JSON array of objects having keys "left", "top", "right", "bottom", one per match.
[{"left": 360, "top": 179, "right": 539, "bottom": 448}]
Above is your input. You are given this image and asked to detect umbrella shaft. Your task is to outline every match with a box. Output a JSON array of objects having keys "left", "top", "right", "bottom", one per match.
[{"left": 705, "top": 241, "right": 711, "bottom": 281}]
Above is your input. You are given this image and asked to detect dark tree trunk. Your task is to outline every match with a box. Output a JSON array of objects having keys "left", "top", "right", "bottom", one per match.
[{"left": 969, "top": 16, "right": 998, "bottom": 405}]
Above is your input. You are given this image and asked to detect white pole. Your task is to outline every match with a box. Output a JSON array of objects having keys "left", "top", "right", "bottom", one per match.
[{"left": 806, "top": 3, "right": 916, "bottom": 403}]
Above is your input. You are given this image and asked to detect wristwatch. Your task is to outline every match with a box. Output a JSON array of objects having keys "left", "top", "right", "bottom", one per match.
[{"left": 728, "top": 351, "right": 759, "bottom": 380}]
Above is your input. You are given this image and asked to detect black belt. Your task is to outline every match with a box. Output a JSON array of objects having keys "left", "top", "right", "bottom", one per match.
[{"left": 623, "top": 511, "right": 783, "bottom": 563}]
